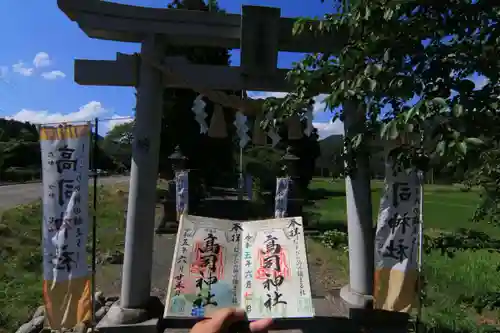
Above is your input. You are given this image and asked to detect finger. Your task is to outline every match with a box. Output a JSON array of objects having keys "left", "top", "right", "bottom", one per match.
[
  {"left": 199, "top": 308, "right": 246, "bottom": 333},
  {"left": 249, "top": 318, "right": 274, "bottom": 333}
]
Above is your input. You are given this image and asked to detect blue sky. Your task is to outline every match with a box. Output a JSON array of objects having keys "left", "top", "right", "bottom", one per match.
[
  {"left": 0, "top": 0, "right": 341, "bottom": 138},
  {"left": 1, "top": 0, "right": 488, "bottom": 140}
]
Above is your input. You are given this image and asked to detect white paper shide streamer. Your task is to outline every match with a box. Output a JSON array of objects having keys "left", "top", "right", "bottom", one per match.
[
  {"left": 274, "top": 177, "right": 289, "bottom": 218},
  {"left": 304, "top": 104, "right": 314, "bottom": 137},
  {"left": 374, "top": 154, "right": 422, "bottom": 312},
  {"left": 234, "top": 110, "right": 250, "bottom": 148},
  {"left": 265, "top": 112, "right": 281, "bottom": 147},
  {"left": 191, "top": 95, "right": 208, "bottom": 134},
  {"left": 175, "top": 171, "right": 189, "bottom": 218}
]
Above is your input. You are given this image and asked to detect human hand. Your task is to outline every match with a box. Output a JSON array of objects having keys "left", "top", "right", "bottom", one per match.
[{"left": 189, "top": 308, "right": 273, "bottom": 333}]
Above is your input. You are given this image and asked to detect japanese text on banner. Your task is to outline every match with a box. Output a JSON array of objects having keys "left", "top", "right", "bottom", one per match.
[
  {"left": 40, "top": 124, "right": 91, "bottom": 329},
  {"left": 374, "top": 155, "right": 422, "bottom": 312}
]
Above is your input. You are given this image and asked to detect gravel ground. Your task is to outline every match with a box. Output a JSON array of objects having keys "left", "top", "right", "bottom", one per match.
[{"left": 95, "top": 208, "right": 176, "bottom": 299}]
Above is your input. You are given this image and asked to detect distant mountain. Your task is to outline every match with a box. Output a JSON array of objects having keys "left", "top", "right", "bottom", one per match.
[
  {"left": 315, "top": 133, "right": 386, "bottom": 178},
  {"left": 316, "top": 134, "right": 343, "bottom": 169}
]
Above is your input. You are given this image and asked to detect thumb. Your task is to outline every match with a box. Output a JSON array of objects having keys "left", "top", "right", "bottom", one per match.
[{"left": 200, "top": 308, "right": 246, "bottom": 333}]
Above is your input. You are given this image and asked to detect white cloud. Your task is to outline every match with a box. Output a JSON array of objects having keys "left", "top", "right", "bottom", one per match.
[
  {"left": 247, "top": 91, "right": 329, "bottom": 113},
  {"left": 312, "top": 94, "right": 329, "bottom": 114},
  {"left": 247, "top": 91, "right": 287, "bottom": 100},
  {"left": 247, "top": 91, "right": 342, "bottom": 139},
  {"left": 41, "top": 70, "right": 66, "bottom": 80},
  {"left": 313, "top": 119, "right": 344, "bottom": 139},
  {"left": 107, "top": 115, "right": 134, "bottom": 130},
  {"left": 7, "top": 101, "right": 109, "bottom": 124},
  {"left": 33, "top": 52, "right": 51, "bottom": 68},
  {"left": 12, "top": 61, "right": 34, "bottom": 77}
]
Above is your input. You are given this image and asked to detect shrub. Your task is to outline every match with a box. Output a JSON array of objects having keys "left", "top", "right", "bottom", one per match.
[
  {"left": 244, "top": 146, "right": 282, "bottom": 200},
  {"left": 317, "top": 230, "right": 348, "bottom": 252},
  {"left": 2, "top": 167, "right": 40, "bottom": 183}
]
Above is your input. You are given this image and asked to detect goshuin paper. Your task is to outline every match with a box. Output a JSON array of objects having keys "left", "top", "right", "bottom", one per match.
[{"left": 164, "top": 215, "right": 314, "bottom": 319}]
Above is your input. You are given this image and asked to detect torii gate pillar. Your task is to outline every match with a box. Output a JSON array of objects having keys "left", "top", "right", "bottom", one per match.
[
  {"left": 120, "top": 35, "right": 163, "bottom": 309},
  {"left": 340, "top": 100, "right": 374, "bottom": 308}
]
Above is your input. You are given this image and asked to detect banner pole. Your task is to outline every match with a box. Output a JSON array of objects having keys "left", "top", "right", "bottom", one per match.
[
  {"left": 91, "top": 118, "right": 99, "bottom": 331},
  {"left": 416, "top": 170, "right": 424, "bottom": 333}
]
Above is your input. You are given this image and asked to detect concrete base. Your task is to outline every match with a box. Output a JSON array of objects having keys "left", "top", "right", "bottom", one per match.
[
  {"left": 96, "top": 296, "right": 165, "bottom": 333},
  {"left": 340, "top": 284, "right": 374, "bottom": 309},
  {"left": 96, "top": 305, "right": 157, "bottom": 333}
]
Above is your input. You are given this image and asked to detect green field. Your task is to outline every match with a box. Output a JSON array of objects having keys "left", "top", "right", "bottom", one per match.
[
  {"left": 1, "top": 179, "right": 499, "bottom": 332},
  {"left": 0, "top": 185, "right": 128, "bottom": 333},
  {"left": 306, "top": 178, "right": 500, "bottom": 332}
]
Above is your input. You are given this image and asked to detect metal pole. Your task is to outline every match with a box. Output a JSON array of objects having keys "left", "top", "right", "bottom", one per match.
[
  {"left": 91, "top": 118, "right": 98, "bottom": 331},
  {"left": 238, "top": 146, "right": 243, "bottom": 200},
  {"left": 416, "top": 170, "right": 424, "bottom": 333},
  {"left": 340, "top": 100, "right": 374, "bottom": 308},
  {"left": 237, "top": 89, "right": 246, "bottom": 200},
  {"left": 121, "top": 35, "right": 163, "bottom": 308}
]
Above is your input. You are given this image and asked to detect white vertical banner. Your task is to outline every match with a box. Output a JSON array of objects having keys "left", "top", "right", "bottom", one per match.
[
  {"left": 274, "top": 177, "right": 290, "bottom": 218},
  {"left": 175, "top": 170, "right": 189, "bottom": 220},
  {"left": 374, "top": 153, "right": 423, "bottom": 313},
  {"left": 40, "top": 124, "right": 92, "bottom": 329}
]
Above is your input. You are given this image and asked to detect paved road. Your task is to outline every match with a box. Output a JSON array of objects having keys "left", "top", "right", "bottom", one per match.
[{"left": 0, "top": 176, "right": 130, "bottom": 211}]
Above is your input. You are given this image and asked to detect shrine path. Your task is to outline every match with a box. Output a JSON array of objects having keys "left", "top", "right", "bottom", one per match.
[{"left": 96, "top": 191, "right": 349, "bottom": 318}]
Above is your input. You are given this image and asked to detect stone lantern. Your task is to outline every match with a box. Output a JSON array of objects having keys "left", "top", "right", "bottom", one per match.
[
  {"left": 280, "top": 145, "right": 304, "bottom": 223},
  {"left": 156, "top": 146, "right": 187, "bottom": 234},
  {"left": 281, "top": 145, "right": 300, "bottom": 178},
  {"left": 169, "top": 145, "right": 187, "bottom": 172}
]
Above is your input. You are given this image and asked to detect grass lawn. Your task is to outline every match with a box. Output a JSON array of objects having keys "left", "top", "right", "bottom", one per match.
[
  {"left": 0, "top": 184, "right": 128, "bottom": 333},
  {"left": 305, "top": 178, "right": 500, "bottom": 332},
  {"left": 1, "top": 177, "right": 499, "bottom": 333}
]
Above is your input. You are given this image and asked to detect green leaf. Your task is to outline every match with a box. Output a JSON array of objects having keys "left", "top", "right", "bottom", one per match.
[
  {"left": 452, "top": 104, "right": 464, "bottom": 117},
  {"left": 366, "top": 78, "right": 377, "bottom": 92},
  {"left": 381, "top": 122, "right": 391, "bottom": 139},
  {"left": 404, "top": 105, "right": 419, "bottom": 124},
  {"left": 436, "top": 141, "right": 446, "bottom": 156},
  {"left": 292, "top": 20, "right": 305, "bottom": 36},
  {"left": 389, "top": 122, "right": 399, "bottom": 140},
  {"left": 431, "top": 97, "right": 448, "bottom": 108},
  {"left": 457, "top": 141, "right": 467, "bottom": 156},
  {"left": 352, "top": 133, "right": 363, "bottom": 149},
  {"left": 364, "top": 6, "right": 371, "bottom": 20},
  {"left": 383, "top": 8, "right": 394, "bottom": 21},
  {"left": 465, "top": 137, "right": 484, "bottom": 146},
  {"left": 383, "top": 49, "right": 390, "bottom": 63}
]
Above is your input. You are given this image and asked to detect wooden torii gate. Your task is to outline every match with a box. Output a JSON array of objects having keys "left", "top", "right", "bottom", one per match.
[{"left": 58, "top": 0, "right": 379, "bottom": 331}]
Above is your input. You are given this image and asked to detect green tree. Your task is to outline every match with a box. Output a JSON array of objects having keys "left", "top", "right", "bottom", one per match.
[
  {"left": 102, "top": 121, "right": 134, "bottom": 169},
  {"left": 159, "top": 0, "right": 239, "bottom": 189},
  {"left": 271, "top": 0, "right": 498, "bottom": 222},
  {"left": 105, "top": 121, "right": 134, "bottom": 146}
]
